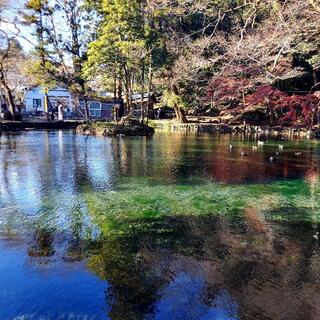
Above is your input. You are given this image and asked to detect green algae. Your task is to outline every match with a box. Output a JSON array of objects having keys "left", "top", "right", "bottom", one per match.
[{"left": 83, "top": 176, "right": 320, "bottom": 236}]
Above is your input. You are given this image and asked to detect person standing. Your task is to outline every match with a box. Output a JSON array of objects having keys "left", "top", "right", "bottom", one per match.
[
  {"left": 50, "top": 108, "right": 55, "bottom": 121},
  {"left": 1, "top": 102, "right": 7, "bottom": 112},
  {"left": 58, "top": 102, "right": 64, "bottom": 121},
  {"left": 66, "top": 107, "right": 72, "bottom": 120}
]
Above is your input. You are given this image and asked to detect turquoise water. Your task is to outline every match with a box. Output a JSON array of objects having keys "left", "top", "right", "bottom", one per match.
[{"left": 0, "top": 130, "right": 319, "bottom": 320}]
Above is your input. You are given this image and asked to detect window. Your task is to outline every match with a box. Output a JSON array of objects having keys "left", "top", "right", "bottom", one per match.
[
  {"left": 102, "top": 103, "right": 113, "bottom": 112},
  {"left": 33, "top": 99, "right": 42, "bottom": 109},
  {"left": 89, "top": 102, "right": 101, "bottom": 118}
]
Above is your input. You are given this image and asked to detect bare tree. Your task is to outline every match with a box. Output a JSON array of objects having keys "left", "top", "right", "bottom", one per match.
[{"left": 0, "top": 29, "right": 20, "bottom": 114}]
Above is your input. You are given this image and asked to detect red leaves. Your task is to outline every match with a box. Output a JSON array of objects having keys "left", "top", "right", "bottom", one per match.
[
  {"left": 245, "top": 86, "right": 284, "bottom": 106},
  {"left": 207, "top": 76, "right": 251, "bottom": 102},
  {"left": 206, "top": 74, "right": 320, "bottom": 126},
  {"left": 279, "top": 94, "right": 319, "bottom": 126},
  {"left": 245, "top": 87, "right": 320, "bottom": 126},
  {"left": 245, "top": 86, "right": 320, "bottom": 126},
  {"left": 206, "top": 65, "right": 264, "bottom": 104}
]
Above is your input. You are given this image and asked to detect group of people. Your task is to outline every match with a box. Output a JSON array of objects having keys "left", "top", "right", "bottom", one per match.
[
  {"left": 50, "top": 102, "right": 72, "bottom": 121},
  {"left": 0, "top": 102, "right": 9, "bottom": 120}
]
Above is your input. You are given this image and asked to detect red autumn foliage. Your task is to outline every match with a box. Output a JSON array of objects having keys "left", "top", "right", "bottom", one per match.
[
  {"left": 279, "top": 94, "right": 320, "bottom": 126},
  {"left": 244, "top": 86, "right": 285, "bottom": 106},
  {"left": 206, "top": 76, "right": 252, "bottom": 103},
  {"left": 206, "top": 65, "right": 263, "bottom": 104},
  {"left": 207, "top": 77, "right": 320, "bottom": 126},
  {"left": 244, "top": 86, "right": 320, "bottom": 126}
]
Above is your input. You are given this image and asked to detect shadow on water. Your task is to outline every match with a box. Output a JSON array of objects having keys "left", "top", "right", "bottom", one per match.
[{"left": 86, "top": 208, "right": 320, "bottom": 320}]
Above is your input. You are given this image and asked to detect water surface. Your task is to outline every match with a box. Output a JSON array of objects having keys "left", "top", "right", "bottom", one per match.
[{"left": 0, "top": 131, "right": 320, "bottom": 320}]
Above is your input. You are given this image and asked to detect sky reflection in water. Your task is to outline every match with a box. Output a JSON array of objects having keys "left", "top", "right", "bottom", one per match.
[{"left": 0, "top": 131, "right": 320, "bottom": 320}]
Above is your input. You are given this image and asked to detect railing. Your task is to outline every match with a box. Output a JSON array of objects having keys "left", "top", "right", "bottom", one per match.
[{"left": 19, "top": 111, "right": 84, "bottom": 121}]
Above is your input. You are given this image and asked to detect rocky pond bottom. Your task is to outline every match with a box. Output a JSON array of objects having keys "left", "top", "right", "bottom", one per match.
[{"left": 0, "top": 131, "right": 320, "bottom": 320}]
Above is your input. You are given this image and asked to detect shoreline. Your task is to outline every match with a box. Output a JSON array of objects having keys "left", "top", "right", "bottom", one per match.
[
  {"left": 1, "top": 120, "right": 319, "bottom": 139},
  {"left": 151, "top": 120, "right": 320, "bottom": 139},
  {"left": 0, "top": 120, "right": 85, "bottom": 132}
]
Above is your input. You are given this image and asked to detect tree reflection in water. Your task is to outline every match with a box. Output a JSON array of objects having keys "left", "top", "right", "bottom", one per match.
[
  {"left": 1, "top": 131, "right": 320, "bottom": 319},
  {"left": 85, "top": 206, "right": 320, "bottom": 320}
]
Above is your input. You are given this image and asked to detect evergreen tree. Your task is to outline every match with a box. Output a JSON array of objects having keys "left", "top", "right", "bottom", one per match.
[{"left": 85, "top": 0, "right": 146, "bottom": 113}]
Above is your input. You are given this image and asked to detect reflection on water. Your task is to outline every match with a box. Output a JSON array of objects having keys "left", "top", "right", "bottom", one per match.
[{"left": 0, "top": 131, "right": 320, "bottom": 320}]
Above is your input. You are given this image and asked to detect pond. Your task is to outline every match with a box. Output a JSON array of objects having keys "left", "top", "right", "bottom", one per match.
[{"left": 0, "top": 130, "right": 320, "bottom": 320}]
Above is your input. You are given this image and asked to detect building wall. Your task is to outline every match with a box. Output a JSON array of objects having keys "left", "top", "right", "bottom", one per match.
[
  {"left": 79, "top": 100, "right": 121, "bottom": 120},
  {"left": 24, "top": 87, "right": 72, "bottom": 113}
]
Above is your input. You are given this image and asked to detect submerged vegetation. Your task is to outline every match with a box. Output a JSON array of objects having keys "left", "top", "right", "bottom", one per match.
[
  {"left": 85, "top": 177, "right": 320, "bottom": 237},
  {"left": 81, "top": 174, "right": 320, "bottom": 319},
  {"left": 1, "top": 131, "right": 320, "bottom": 319}
]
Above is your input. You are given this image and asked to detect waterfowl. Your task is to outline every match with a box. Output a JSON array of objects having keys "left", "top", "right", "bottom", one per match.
[
  {"left": 294, "top": 152, "right": 302, "bottom": 157},
  {"left": 257, "top": 140, "right": 264, "bottom": 147},
  {"left": 252, "top": 146, "right": 258, "bottom": 152},
  {"left": 229, "top": 144, "right": 236, "bottom": 150},
  {"left": 278, "top": 144, "right": 284, "bottom": 151},
  {"left": 241, "top": 151, "right": 248, "bottom": 157}
]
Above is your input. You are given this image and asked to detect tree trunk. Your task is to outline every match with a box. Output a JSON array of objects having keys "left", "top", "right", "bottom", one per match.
[
  {"left": 4, "top": 86, "right": 16, "bottom": 115},
  {"left": 83, "top": 98, "right": 90, "bottom": 124},
  {"left": 119, "top": 109, "right": 133, "bottom": 125},
  {"left": 123, "top": 64, "right": 133, "bottom": 114},
  {"left": 116, "top": 78, "right": 122, "bottom": 100},
  {"left": 140, "top": 60, "right": 145, "bottom": 123},
  {"left": 313, "top": 69, "right": 318, "bottom": 86},
  {"left": 266, "top": 99, "right": 274, "bottom": 125},
  {"left": 0, "top": 71, "right": 15, "bottom": 114},
  {"left": 79, "top": 78, "right": 91, "bottom": 123},
  {"left": 146, "top": 58, "right": 153, "bottom": 123},
  {"left": 171, "top": 84, "right": 187, "bottom": 123},
  {"left": 269, "top": 106, "right": 274, "bottom": 125},
  {"left": 113, "top": 74, "right": 117, "bottom": 100},
  {"left": 173, "top": 105, "right": 188, "bottom": 123},
  {"left": 140, "top": 93, "right": 144, "bottom": 123},
  {"left": 310, "top": 109, "right": 315, "bottom": 130}
]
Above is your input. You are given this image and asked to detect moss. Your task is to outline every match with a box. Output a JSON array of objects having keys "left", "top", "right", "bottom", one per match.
[{"left": 76, "top": 121, "right": 155, "bottom": 136}]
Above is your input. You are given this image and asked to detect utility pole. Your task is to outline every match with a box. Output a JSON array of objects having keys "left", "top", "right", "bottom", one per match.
[{"left": 44, "top": 87, "right": 49, "bottom": 121}]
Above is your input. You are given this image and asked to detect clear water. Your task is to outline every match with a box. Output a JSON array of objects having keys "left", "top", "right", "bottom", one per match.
[{"left": 0, "top": 130, "right": 320, "bottom": 320}]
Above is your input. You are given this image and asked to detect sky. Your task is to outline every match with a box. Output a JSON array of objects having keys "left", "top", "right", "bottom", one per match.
[
  {"left": 0, "top": 0, "right": 37, "bottom": 52},
  {"left": 0, "top": 0, "right": 87, "bottom": 69},
  {"left": 1, "top": 0, "right": 78, "bottom": 56}
]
